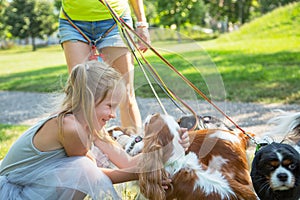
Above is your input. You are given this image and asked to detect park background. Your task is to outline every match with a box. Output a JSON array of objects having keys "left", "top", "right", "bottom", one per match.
[{"left": 0, "top": 0, "right": 300, "bottom": 198}]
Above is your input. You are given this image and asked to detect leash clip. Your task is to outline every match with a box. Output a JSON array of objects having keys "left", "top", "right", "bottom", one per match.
[{"left": 89, "top": 45, "right": 105, "bottom": 62}]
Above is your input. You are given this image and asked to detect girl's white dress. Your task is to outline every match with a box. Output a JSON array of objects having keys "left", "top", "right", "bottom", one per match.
[{"left": 0, "top": 115, "right": 121, "bottom": 200}]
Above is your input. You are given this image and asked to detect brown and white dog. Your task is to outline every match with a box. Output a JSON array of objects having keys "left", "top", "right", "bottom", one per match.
[
  {"left": 107, "top": 115, "right": 233, "bottom": 156},
  {"left": 138, "top": 113, "right": 257, "bottom": 200}
]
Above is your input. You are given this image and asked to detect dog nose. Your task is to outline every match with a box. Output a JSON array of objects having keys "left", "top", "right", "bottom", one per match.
[{"left": 277, "top": 173, "right": 288, "bottom": 182}]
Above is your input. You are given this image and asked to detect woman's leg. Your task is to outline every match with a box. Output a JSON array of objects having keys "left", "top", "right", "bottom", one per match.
[
  {"left": 102, "top": 47, "right": 142, "bottom": 132},
  {"left": 62, "top": 41, "right": 91, "bottom": 72}
]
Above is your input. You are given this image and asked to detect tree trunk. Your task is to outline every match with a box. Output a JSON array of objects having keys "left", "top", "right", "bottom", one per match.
[
  {"left": 176, "top": 25, "right": 182, "bottom": 43},
  {"left": 238, "top": 0, "right": 244, "bottom": 24},
  {"left": 32, "top": 36, "right": 36, "bottom": 51}
]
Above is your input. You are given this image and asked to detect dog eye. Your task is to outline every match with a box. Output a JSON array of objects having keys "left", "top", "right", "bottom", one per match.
[
  {"left": 289, "top": 163, "right": 296, "bottom": 170},
  {"left": 265, "top": 164, "right": 275, "bottom": 171},
  {"left": 269, "top": 166, "right": 275, "bottom": 171}
]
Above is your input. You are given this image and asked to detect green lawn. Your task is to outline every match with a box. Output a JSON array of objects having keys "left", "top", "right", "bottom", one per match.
[
  {"left": 1, "top": 35, "right": 299, "bottom": 104},
  {"left": 0, "top": 124, "right": 29, "bottom": 159}
]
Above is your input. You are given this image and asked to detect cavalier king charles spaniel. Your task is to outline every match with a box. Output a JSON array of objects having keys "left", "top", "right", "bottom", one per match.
[
  {"left": 138, "top": 113, "right": 257, "bottom": 200},
  {"left": 251, "top": 111, "right": 300, "bottom": 200}
]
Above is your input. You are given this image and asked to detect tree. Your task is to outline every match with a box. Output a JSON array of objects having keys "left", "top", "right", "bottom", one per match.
[
  {"left": 5, "top": 0, "right": 56, "bottom": 51},
  {"left": 53, "top": 0, "right": 61, "bottom": 17},
  {"left": 259, "top": 0, "right": 299, "bottom": 14},
  {"left": 156, "top": 0, "right": 206, "bottom": 31},
  {"left": 0, "top": 0, "right": 7, "bottom": 39},
  {"left": 203, "top": 0, "right": 252, "bottom": 26}
]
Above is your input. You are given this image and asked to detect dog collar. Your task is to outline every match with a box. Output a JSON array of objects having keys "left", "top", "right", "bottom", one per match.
[
  {"left": 255, "top": 142, "right": 269, "bottom": 153},
  {"left": 126, "top": 136, "right": 143, "bottom": 153}
]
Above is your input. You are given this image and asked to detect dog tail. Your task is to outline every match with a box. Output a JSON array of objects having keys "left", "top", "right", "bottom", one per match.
[{"left": 265, "top": 110, "right": 300, "bottom": 143}]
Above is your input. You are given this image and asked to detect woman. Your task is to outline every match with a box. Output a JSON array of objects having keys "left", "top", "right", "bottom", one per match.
[{"left": 59, "top": 0, "right": 150, "bottom": 133}]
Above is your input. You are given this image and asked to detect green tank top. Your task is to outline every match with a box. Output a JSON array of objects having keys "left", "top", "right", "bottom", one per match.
[{"left": 60, "top": 0, "right": 130, "bottom": 21}]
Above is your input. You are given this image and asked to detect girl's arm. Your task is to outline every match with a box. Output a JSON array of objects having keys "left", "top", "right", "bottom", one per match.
[
  {"left": 94, "top": 138, "right": 141, "bottom": 169},
  {"left": 101, "top": 167, "right": 138, "bottom": 184},
  {"left": 94, "top": 138, "right": 141, "bottom": 183},
  {"left": 94, "top": 128, "right": 190, "bottom": 168}
]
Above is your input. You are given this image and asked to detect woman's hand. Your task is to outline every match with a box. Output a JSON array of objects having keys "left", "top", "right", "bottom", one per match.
[
  {"left": 179, "top": 128, "right": 190, "bottom": 151},
  {"left": 136, "top": 26, "right": 150, "bottom": 53}
]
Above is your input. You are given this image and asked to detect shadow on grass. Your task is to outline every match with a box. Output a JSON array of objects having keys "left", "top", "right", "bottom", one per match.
[
  {"left": 208, "top": 50, "right": 300, "bottom": 104},
  {"left": 0, "top": 65, "right": 68, "bottom": 93},
  {"left": 136, "top": 49, "right": 300, "bottom": 104},
  {"left": 0, "top": 50, "right": 299, "bottom": 104}
]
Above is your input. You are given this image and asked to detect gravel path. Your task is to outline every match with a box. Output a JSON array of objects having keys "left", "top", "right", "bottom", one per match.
[{"left": 1, "top": 91, "right": 300, "bottom": 137}]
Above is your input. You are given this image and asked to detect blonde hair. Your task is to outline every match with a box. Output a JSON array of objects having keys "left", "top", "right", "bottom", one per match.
[{"left": 58, "top": 60, "right": 123, "bottom": 142}]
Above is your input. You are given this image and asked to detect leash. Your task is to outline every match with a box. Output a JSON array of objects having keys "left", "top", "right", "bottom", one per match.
[
  {"left": 61, "top": 8, "right": 116, "bottom": 61},
  {"left": 98, "top": 0, "right": 201, "bottom": 130},
  {"left": 98, "top": 0, "right": 260, "bottom": 143},
  {"left": 122, "top": 26, "right": 201, "bottom": 130}
]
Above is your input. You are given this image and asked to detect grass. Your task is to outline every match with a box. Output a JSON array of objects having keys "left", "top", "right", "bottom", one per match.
[
  {"left": 198, "top": 2, "right": 300, "bottom": 104},
  {"left": 0, "top": 45, "right": 68, "bottom": 92},
  {"left": 1, "top": 3, "right": 300, "bottom": 103},
  {"left": 200, "top": 38, "right": 300, "bottom": 103},
  {"left": 0, "top": 124, "right": 29, "bottom": 160}
]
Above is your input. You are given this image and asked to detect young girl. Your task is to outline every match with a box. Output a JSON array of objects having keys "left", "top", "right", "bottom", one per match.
[
  {"left": 59, "top": 0, "right": 150, "bottom": 132},
  {"left": 0, "top": 60, "right": 189, "bottom": 199}
]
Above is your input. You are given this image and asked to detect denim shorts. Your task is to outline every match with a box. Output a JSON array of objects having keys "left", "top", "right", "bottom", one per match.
[{"left": 58, "top": 16, "right": 133, "bottom": 50}]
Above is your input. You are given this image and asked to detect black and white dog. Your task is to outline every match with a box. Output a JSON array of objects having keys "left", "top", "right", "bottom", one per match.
[{"left": 251, "top": 111, "right": 300, "bottom": 200}]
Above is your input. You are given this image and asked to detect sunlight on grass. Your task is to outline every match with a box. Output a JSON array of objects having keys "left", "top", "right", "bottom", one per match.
[
  {"left": 0, "top": 3, "right": 299, "bottom": 103},
  {"left": 0, "top": 45, "right": 66, "bottom": 74},
  {"left": 0, "top": 124, "right": 29, "bottom": 160}
]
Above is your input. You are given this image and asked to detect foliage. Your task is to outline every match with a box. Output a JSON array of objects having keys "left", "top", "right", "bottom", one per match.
[
  {"left": 203, "top": 0, "right": 252, "bottom": 25},
  {"left": 156, "top": 0, "right": 206, "bottom": 30},
  {"left": 259, "top": 0, "right": 300, "bottom": 13},
  {"left": 219, "top": 1, "right": 300, "bottom": 40},
  {"left": 0, "top": 0, "right": 10, "bottom": 44},
  {"left": 54, "top": 0, "right": 61, "bottom": 12},
  {"left": 4, "top": 0, "right": 57, "bottom": 51},
  {"left": 0, "top": 0, "right": 6, "bottom": 37}
]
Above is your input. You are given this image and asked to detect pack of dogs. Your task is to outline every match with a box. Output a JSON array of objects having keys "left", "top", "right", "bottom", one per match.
[{"left": 108, "top": 111, "right": 300, "bottom": 200}]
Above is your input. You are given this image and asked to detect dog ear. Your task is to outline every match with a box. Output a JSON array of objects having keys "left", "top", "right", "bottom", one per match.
[
  {"left": 139, "top": 113, "right": 175, "bottom": 200},
  {"left": 251, "top": 145, "right": 265, "bottom": 174},
  {"left": 139, "top": 130, "right": 169, "bottom": 200}
]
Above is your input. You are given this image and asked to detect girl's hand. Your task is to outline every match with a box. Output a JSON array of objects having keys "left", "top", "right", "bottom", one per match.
[
  {"left": 162, "top": 178, "right": 172, "bottom": 190},
  {"left": 179, "top": 128, "right": 190, "bottom": 151}
]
